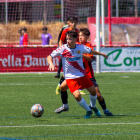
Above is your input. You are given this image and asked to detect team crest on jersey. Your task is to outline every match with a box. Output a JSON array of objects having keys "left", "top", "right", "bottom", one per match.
[{"left": 77, "top": 50, "right": 81, "bottom": 54}]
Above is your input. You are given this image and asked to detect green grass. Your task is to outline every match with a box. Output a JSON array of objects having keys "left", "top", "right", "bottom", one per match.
[{"left": 0, "top": 72, "right": 140, "bottom": 140}]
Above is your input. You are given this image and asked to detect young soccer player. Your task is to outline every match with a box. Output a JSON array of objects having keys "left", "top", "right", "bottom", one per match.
[
  {"left": 47, "top": 30, "right": 108, "bottom": 118},
  {"left": 79, "top": 28, "right": 113, "bottom": 116},
  {"left": 41, "top": 26, "right": 52, "bottom": 45},
  {"left": 54, "top": 16, "right": 79, "bottom": 78},
  {"left": 22, "top": 27, "right": 29, "bottom": 45},
  {"left": 57, "top": 17, "right": 71, "bottom": 45},
  {"left": 54, "top": 17, "right": 70, "bottom": 79},
  {"left": 54, "top": 28, "right": 113, "bottom": 116}
]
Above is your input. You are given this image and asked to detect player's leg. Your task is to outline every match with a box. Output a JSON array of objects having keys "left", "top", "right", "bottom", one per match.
[
  {"left": 95, "top": 87, "right": 113, "bottom": 116},
  {"left": 77, "top": 76, "right": 101, "bottom": 116},
  {"left": 55, "top": 80, "right": 69, "bottom": 114},
  {"left": 86, "top": 86, "right": 101, "bottom": 116},
  {"left": 56, "top": 75, "right": 65, "bottom": 95},
  {"left": 91, "top": 77, "right": 113, "bottom": 116},
  {"left": 54, "top": 58, "right": 62, "bottom": 78},
  {"left": 66, "top": 77, "right": 94, "bottom": 118},
  {"left": 72, "top": 90, "right": 92, "bottom": 118}
]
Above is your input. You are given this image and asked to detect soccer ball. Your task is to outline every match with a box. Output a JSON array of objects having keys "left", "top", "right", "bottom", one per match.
[{"left": 31, "top": 104, "right": 44, "bottom": 117}]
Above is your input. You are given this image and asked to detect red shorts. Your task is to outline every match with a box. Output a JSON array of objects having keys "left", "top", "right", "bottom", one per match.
[{"left": 66, "top": 75, "right": 94, "bottom": 93}]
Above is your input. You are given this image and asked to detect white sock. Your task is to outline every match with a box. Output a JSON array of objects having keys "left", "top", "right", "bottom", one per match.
[
  {"left": 77, "top": 98, "right": 91, "bottom": 111},
  {"left": 63, "top": 103, "right": 69, "bottom": 108},
  {"left": 58, "top": 83, "right": 60, "bottom": 87},
  {"left": 89, "top": 94, "right": 97, "bottom": 108}
]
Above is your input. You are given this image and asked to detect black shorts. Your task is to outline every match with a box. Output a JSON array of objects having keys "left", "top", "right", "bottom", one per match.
[{"left": 90, "top": 77, "right": 98, "bottom": 87}]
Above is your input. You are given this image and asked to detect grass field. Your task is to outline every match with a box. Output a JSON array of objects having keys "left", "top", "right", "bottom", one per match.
[{"left": 0, "top": 72, "right": 140, "bottom": 140}]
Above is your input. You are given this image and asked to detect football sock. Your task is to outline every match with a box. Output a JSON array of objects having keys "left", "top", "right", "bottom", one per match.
[
  {"left": 77, "top": 98, "right": 91, "bottom": 111},
  {"left": 89, "top": 94, "right": 97, "bottom": 108},
  {"left": 57, "top": 58, "right": 62, "bottom": 75},
  {"left": 59, "top": 75, "right": 65, "bottom": 85},
  {"left": 98, "top": 98, "right": 107, "bottom": 110},
  {"left": 61, "top": 91, "right": 68, "bottom": 104}
]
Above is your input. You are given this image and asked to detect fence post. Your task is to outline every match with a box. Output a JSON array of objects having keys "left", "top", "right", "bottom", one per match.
[
  {"left": 61, "top": 0, "right": 64, "bottom": 22},
  {"left": 5, "top": 0, "right": 8, "bottom": 25}
]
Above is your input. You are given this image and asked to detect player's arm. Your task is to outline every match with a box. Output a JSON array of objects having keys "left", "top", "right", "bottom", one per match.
[
  {"left": 59, "top": 29, "right": 66, "bottom": 46},
  {"left": 83, "top": 54, "right": 92, "bottom": 61},
  {"left": 47, "top": 55, "right": 55, "bottom": 71},
  {"left": 91, "top": 50, "right": 108, "bottom": 59},
  {"left": 59, "top": 40, "right": 63, "bottom": 46},
  {"left": 57, "top": 27, "right": 65, "bottom": 44}
]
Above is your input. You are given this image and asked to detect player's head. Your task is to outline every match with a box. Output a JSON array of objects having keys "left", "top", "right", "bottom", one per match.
[
  {"left": 66, "top": 30, "right": 78, "bottom": 47},
  {"left": 22, "top": 27, "right": 27, "bottom": 33},
  {"left": 42, "top": 26, "right": 48, "bottom": 33},
  {"left": 67, "top": 16, "right": 78, "bottom": 29},
  {"left": 79, "top": 28, "right": 90, "bottom": 44}
]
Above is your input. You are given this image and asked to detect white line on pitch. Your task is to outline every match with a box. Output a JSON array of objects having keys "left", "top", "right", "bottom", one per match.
[
  {"left": 0, "top": 82, "right": 122, "bottom": 85},
  {"left": 0, "top": 82, "right": 110, "bottom": 86},
  {"left": 0, "top": 122, "right": 140, "bottom": 128},
  {"left": 0, "top": 81, "right": 139, "bottom": 85},
  {"left": 0, "top": 82, "right": 58, "bottom": 85}
]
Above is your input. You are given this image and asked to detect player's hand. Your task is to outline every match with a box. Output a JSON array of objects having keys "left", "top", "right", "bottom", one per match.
[
  {"left": 102, "top": 54, "right": 108, "bottom": 59},
  {"left": 48, "top": 64, "right": 55, "bottom": 71}
]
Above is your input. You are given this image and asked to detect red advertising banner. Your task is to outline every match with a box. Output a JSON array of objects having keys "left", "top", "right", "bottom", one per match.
[{"left": 0, "top": 47, "right": 60, "bottom": 72}]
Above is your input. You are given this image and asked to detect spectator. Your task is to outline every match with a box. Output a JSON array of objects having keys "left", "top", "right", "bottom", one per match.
[
  {"left": 41, "top": 26, "right": 52, "bottom": 45},
  {"left": 22, "top": 27, "right": 29, "bottom": 45},
  {"left": 18, "top": 29, "right": 23, "bottom": 45}
]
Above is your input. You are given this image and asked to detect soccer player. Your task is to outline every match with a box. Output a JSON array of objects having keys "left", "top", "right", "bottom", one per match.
[
  {"left": 54, "top": 28, "right": 113, "bottom": 116},
  {"left": 54, "top": 16, "right": 79, "bottom": 78},
  {"left": 47, "top": 30, "right": 108, "bottom": 118},
  {"left": 57, "top": 17, "right": 71, "bottom": 45},
  {"left": 54, "top": 18, "right": 70, "bottom": 79},
  {"left": 41, "top": 26, "right": 52, "bottom": 45},
  {"left": 79, "top": 28, "right": 113, "bottom": 116},
  {"left": 22, "top": 27, "right": 29, "bottom": 45},
  {"left": 18, "top": 29, "right": 23, "bottom": 45}
]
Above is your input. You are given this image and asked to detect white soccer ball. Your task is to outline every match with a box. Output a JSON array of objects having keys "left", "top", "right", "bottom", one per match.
[{"left": 31, "top": 104, "right": 44, "bottom": 117}]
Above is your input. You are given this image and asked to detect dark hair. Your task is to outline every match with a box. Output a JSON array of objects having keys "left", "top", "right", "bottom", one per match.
[
  {"left": 42, "top": 26, "right": 48, "bottom": 31},
  {"left": 66, "top": 16, "right": 78, "bottom": 23},
  {"left": 79, "top": 28, "right": 90, "bottom": 36},
  {"left": 65, "top": 30, "right": 78, "bottom": 38},
  {"left": 22, "top": 27, "right": 27, "bottom": 32}
]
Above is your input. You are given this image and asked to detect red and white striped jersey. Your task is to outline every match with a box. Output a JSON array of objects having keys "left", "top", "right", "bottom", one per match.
[{"left": 50, "top": 44, "right": 92, "bottom": 79}]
